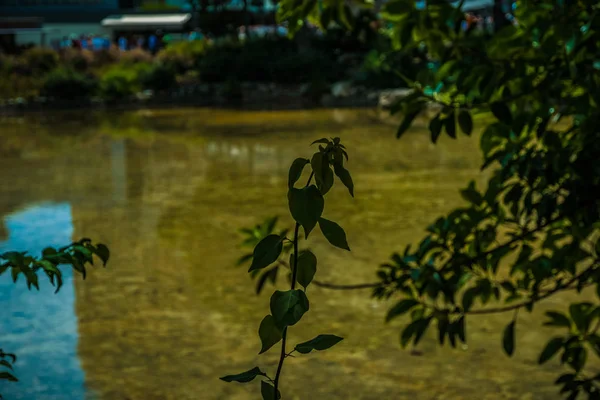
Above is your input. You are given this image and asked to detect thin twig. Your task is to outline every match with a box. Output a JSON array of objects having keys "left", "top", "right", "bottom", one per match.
[
  {"left": 313, "top": 280, "right": 379, "bottom": 290},
  {"left": 465, "top": 269, "right": 596, "bottom": 315},
  {"left": 276, "top": 260, "right": 378, "bottom": 290},
  {"left": 273, "top": 171, "right": 313, "bottom": 399}
]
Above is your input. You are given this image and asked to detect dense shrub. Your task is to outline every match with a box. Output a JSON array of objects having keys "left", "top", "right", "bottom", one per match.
[
  {"left": 156, "top": 40, "right": 208, "bottom": 73},
  {"left": 0, "top": 74, "right": 44, "bottom": 99},
  {"left": 177, "top": 70, "right": 201, "bottom": 86},
  {"left": 220, "top": 78, "right": 243, "bottom": 101},
  {"left": 0, "top": 54, "right": 13, "bottom": 75},
  {"left": 91, "top": 46, "right": 120, "bottom": 68},
  {"left": 352, "top": 49, "right": 413, "bottom": 89},
  {"left": 0, "top": 32, "right": 426, "bottom": 101},
  {"left": 271, "top": 50, "right": 340, "bottom": 84},
  {"left": 42, "top": 68, "right": 97, "bottom": 100},
  {"left": 197, "top": 41, "right": 241, "bottom": 82},
  {"left": 60, "top": 48, "right": 94, "bottom": 72},
  {"left": 22, "top": 47, "right": 59, "bottom": 73},
  {"left": 236, "top": 36, "right": 297, "bottom": 82},
  {"left": 99, "top": 66, "right": 139, "bottom": 101},
  {"left": 197, "top": 36, "right": 341, "bottom": 84},
  {"left": 301, "top": 77, "right": 329, "bottom": 103},
  {"left": 119, "top": 48, "right": 153, "bottom": 65},
  {"left": 139, "top": 63, "right": 176, "bottom": 92}
]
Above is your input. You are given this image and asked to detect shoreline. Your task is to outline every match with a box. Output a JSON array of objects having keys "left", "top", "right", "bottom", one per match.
[{"left": 0, "top": 83, "right": 411, "bottom": 116}]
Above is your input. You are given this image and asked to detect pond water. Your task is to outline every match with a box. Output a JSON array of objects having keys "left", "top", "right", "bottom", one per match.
[{"left": 0, "top": 108, "right": 593, "bottom": 399}]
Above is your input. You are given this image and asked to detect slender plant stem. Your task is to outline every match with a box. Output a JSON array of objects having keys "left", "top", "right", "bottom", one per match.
[
  {"left": 273, "top": 171, "right": 313, "bottom": 399},
  {"left": 313, "top": 280, "right": 379, "bottom": 290},
  {"left": 275, "top": 261, "right": 378, "bottom": 290},
  {"left": 273, "top": 325, "right": 288, "bottom": 397},
  {"left": 273, "top": 222, "right": 299, "bottom": 399}
]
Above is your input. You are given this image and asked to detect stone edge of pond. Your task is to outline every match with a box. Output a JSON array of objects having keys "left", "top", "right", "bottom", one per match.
[{"left": 0, "top": 85, "right": 421, "bottom": 115}]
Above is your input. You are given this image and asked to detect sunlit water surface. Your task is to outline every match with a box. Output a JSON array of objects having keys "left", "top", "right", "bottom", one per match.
[{"left": 0, "top": 108, "right": 595, "bottom": 399}]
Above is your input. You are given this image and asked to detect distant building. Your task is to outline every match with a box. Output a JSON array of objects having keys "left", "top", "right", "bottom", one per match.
[
  {"left": 0, "top": 0, "right": 137, "bottom": 49},
  {"left": 148, "top": 0, "right": 278, "bottom": 13}
]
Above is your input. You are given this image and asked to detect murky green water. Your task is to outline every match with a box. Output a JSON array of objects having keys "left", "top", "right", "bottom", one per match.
[{"left": 0, "top": 108, "right": 592, "bottom": 399}]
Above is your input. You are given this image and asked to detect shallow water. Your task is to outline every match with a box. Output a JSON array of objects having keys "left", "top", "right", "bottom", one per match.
[{"left": 0, "top": 108, "right": 593, "bottom": 399}]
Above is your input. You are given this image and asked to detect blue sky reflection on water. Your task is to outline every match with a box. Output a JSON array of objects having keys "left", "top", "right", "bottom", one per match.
[{"left": 0, "top": 202, "right": 87, "bottom": 400}]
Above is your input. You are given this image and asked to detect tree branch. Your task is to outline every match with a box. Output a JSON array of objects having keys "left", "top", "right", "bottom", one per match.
[
  {"left": 465, "top": 267, "right": 597, "bottom": 315},
  {"left": 313, "top": 280, "right": 379, "bottom": 290}
]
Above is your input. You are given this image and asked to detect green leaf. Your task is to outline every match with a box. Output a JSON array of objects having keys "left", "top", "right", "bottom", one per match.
[
  {"left": 544, "top": 311, "right": 571, "bottom": 328},
  {"left": 320, "top": 6, "right": 333, "bottom": 29},
  {"left": 0, "top": 360, "right": 13, "bottom": 370},
  {"left": 460, "top": 181, "right": 483, "bottom": 206},
  {"left": 94, "top": 244, "right": 110, "bottom": 266},
  {"left": 53, "top": 272, "right": 63, "bottom": 294},
  {"left": 311, "top": 152, "right": 334, "bottom": 195},
  {"left": 288, "top": 158, "right": 310, "bottom": 189},
  {"left": 382, "top": 0, "right": 412, "bottom": 15},
  {"left": 333, "top": 163, "right": 354, "bottom": 197},
  {"left": 412, "top": 317, "right": 432, "bottom": 346},
  {"left": 71, "top": 256, "right": 86, "bottom": 280},
  {"left": 503, "top": 321, "right": 515, "bottom": 356},
  {"left": 248, "top": 235, "right": 283, "bottom": 272},
  {"left": 1, "top": 353, "right": 15, "bottom": 363},
  {"left": 73, "top": 245, "right": 93, "bottom": 263},
  {"left": 538, "top": 337, "right": 564, "bottom": 364},
  {"left": 569, "top": 303, "right": 593, "bottom": 333},
  {"left": 295, "top": 334, "right": 344, "bottom": 354},
  {"left": 288, "top": 185, "right": 324, "bottom": 239},
  {"left": 397, "top": 109, "right": 420, "bottom": 138},
  {"left": 261, "top": 380, "right": 281, "bottom": 400},
  {"left": 429, "top": 116, "right": 443, "bottom": 143},
  {"left": 25, "top": 269, "right": 39, "bottom": 290},
  {"left": 0, "top": 372, "right": 18, "bottom": 382},
  {"left": 456, "top": 316, "right": 466, "bottom": 343},
  {"left": 444, "top": 113, "right": 456, "bottom": 139},
  {"left": 571, "top": 346, "right": 587, "bottom": 372},
  {"left": 400, "top": 321, "right": 416, "bottom": 348},
  {"left": 42, "top": 247, "right": 58, "bottom": 257},
  {"left": 399, "top": 21, "right": 413, "bottom": 48},
  {"left": 270, "top": 289, "right": 310, "bottom": 329},
  {"left": 258, "top": 315, "right": 283, "bottom": 354},
  {"left": 490, "top": 102, "right": 512, "bottom": 124},
  {"left": 311, "top": 138, "right": 330, "bottom": 145},
  {"left": 338, "top": 3, "right": 354, "bottom": 30},
  {"left": 458, "top": 110, "right": 473, "bottom": 136},
  {"left": 437, "top": 318, "right": 448, "bottom": 345},
  {"left": 400, "top": 317, "right": 432, "bottom": 347},
  {"left": 37, "top": 259, "right": 59, "bottom": 274},
  {"left": 2, "top": 251, "right": 23, "bottom": 265},
  {"left": 462, "top": 287, "right": 478, "bottom": 312},
  {"left": 295, "top": 250, "right": 317, "bottom": 289},
  {"left": 220, "top": 366, "right": 265, "bottom": 383},
  {"left": 386, "top": 299, "right": 419, "bottom": 322},
  {"left": 318, "top": 218, "right": 350, "bottom": 251},
  {"left": 10, "top": 267, "right": 19, "bottom": 283}
]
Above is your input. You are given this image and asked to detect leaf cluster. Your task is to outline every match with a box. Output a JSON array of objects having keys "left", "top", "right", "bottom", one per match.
[
  {"left": 222, "top": 138, "right": 353, "bottom": 399},
  {"left": 368, "top": 1, "right": 600, "bottom": 397}
]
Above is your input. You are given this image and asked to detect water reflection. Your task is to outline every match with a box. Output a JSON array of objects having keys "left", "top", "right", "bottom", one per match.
[
  {"left": 0, "top": 203, "right": 86, "bottom": 400},
  {"left": 0, "top": 108, "right": 576, "bottom": 399}
]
